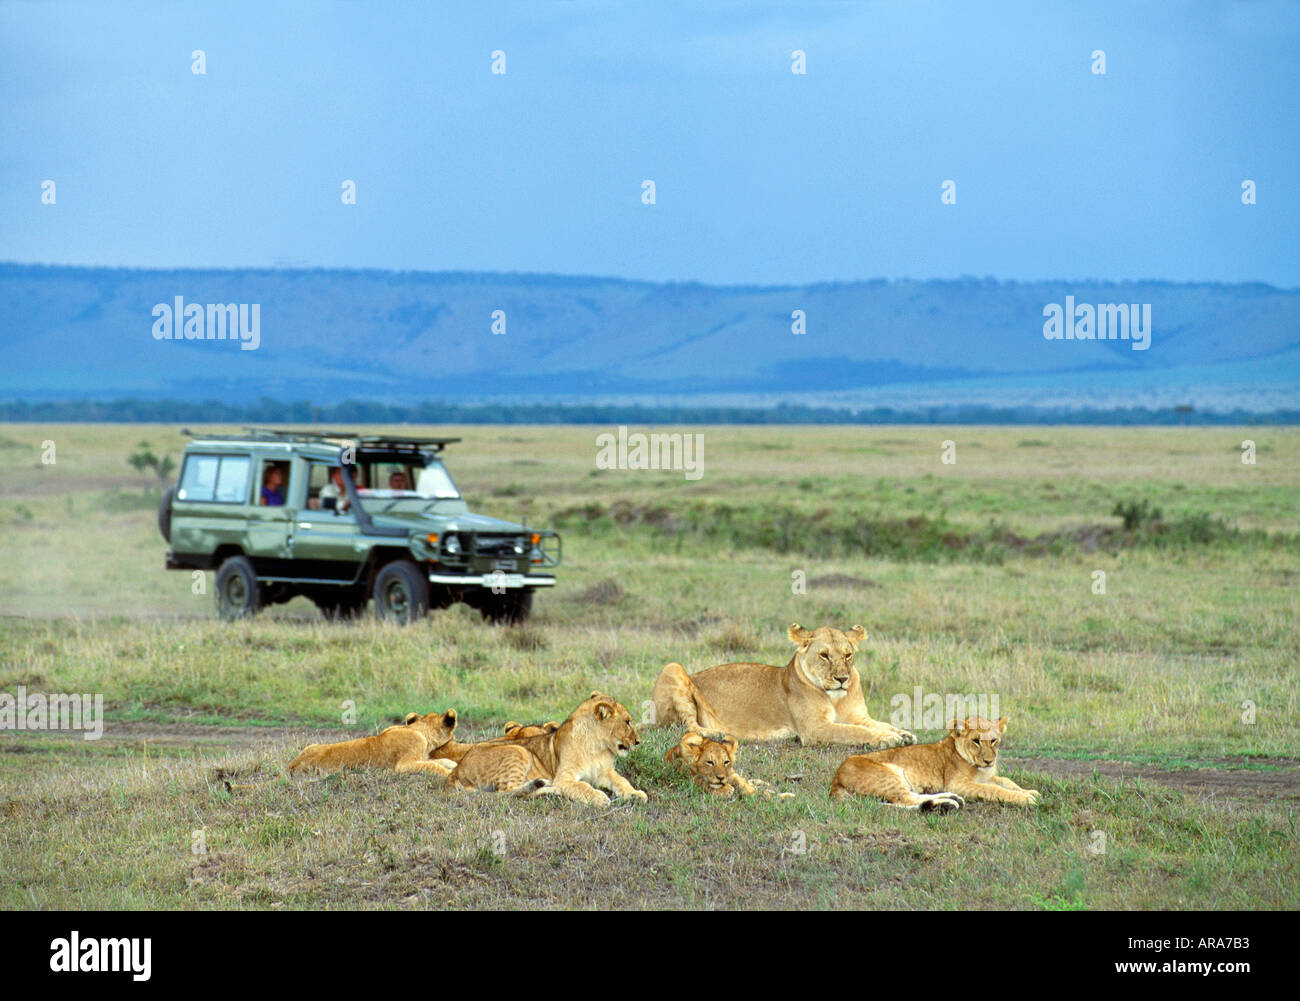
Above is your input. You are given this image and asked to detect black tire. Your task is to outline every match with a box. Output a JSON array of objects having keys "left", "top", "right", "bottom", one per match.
[
  {"left": 314, "top": 590, "right": 368, "bottom": 621},
  {"left": 372, "top": 561, "right": 430, "bottom": 625},
  {"left": 215, "top": 555, "right": 262, "bottom": 621},
  {"left": 478, "top": 587, "right": 534, "bottom": 625},
  {"left": 157, "top": 485, "right": 176, "bottom": 543}
]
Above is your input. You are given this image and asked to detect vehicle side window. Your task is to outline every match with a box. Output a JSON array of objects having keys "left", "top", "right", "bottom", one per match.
[
  {"left": 306, "top": 462, "right": 332, "bottom": 510},
  {"left": 178, "top": 455, "right": 219, "bottom": 502},
  {"left": 178, "top": 454, "right": 252, "bottom": 504},
  {"left": 215, "top": 455, "right": 251, "bottom": 503}
]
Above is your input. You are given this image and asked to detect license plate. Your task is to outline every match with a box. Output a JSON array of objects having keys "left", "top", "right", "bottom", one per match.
[{"left": 481, "top": 573, "right": 525, "bottom": 589}]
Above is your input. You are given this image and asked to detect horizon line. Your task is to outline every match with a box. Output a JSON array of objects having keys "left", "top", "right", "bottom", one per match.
[{"left": 1, "top": 260, "right": 1295, "bottom": 294}]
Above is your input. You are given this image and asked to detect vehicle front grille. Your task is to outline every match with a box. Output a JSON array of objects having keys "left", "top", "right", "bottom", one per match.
[{"left": 474, "top": 536, "right": 523, "bottom": 558}]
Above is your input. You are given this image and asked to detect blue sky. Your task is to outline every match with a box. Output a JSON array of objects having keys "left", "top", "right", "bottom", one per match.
[{"left": 1, "top": 1, "right": 1296, "bottom": 286}]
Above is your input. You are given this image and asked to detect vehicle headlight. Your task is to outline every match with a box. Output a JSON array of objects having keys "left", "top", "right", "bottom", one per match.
[
  {"left": 443, "top": 535, "right": 461, "bottom": 556},
  {"left": 512, "top": 538, "right": 526, "bottom": 556}
]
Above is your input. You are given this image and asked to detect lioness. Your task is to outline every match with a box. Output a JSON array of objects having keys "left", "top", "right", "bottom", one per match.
[
  {"left": 446, "top": 692, "right": 647, "bottom": 806},
  {"left": 287, "top": 709, "right": 459, "bottom": 775},
  {"left": 653, "top": 624, "right": 915, "bottom": 748},
  {"left": 829, "top": 716, "right": 1039, "bottom": 811}
]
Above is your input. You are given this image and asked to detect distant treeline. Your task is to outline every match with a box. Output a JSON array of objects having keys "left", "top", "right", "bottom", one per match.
[{"left": 1, "top": 397, "right": 1297, "bottom": 425}]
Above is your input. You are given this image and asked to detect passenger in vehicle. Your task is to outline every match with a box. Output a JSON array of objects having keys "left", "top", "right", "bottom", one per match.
[
  {"left": 260, "top": 465, "right": 286, "bottom": 506},
  {"left": 319, "top": 466, "right": 351, "bottom": 512},
  {"left": 388, "top": 470, "right": 410, "bottom": 491}
]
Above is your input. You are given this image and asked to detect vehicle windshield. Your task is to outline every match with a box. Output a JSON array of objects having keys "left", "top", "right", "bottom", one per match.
[{"left": 355, "top": 457, "right": 461, "bottom": 503}]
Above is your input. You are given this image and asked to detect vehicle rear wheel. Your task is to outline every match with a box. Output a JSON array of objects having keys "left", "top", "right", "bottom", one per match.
[
  {"left": 157, "top": 485, "right": 175, "bottom": 543},
  {"left": 314, "top": 590, "right": 368, "bottom": 621},
  {"left": 478, "top": 587, "right": 534, "bottom": 625},
  {"left": 215, "top": 555, "right": 262, "bottom": 621},
  {"left": 372, "top": 561, "right": 429, "bottom": 625}
]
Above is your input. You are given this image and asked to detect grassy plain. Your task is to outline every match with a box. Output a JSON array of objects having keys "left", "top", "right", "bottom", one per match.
[{"left": 0, "top": 424, "right": 1296, "bottom": 909}]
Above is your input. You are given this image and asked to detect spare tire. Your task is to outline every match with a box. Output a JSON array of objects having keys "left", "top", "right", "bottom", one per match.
[{"left": 157, "top": 484, "right": 176, "bottom": 543}]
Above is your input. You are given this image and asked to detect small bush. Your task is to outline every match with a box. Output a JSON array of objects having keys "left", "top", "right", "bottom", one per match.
[
  {"left": 1113, "top": 498, "right": 1162, "bottom": 532},
  {"left": 501, "top": 625, "right": 548, "bottom": 652},
  {"left": 706, "top": 623, "right": 760, "bottom": 656}
]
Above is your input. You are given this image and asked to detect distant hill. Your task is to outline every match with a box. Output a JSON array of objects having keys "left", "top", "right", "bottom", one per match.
[{"left": 2, "top": 263, "right": 1296, "bottom": 413}]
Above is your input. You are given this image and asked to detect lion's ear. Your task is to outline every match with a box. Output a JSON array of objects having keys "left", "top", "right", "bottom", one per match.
[
  {"left": 845, "top": 625, "right": 867, "bottom": 644},
  {"left": 544, "top": 722, "right": 560, "bottom": 733},
  {"left": 680, "top": 731, "right": 706, "bottom": 754},
  {"left": 503, "top": 721, "right": 521, "bottom": 735},
  {"left": 442, "top": 709, "right": 458, "bottom": 728},
  {"left": 788, "top": 623, "right": 812, "bottom": 646},
  {"left": 997, "top": 716, "right": 1008, "bottom": 734},
  {"left": 949, "top": 717, "right": 963, "bottom": 736},
  {"left": 723, "top": 737, "right": 739, "bottom": 756},
  {"left": 404, "top": 712, "right": 421, "bottom": 726},
  {"left": 594, "top": 701, "right": 614, "bottom": 721}
]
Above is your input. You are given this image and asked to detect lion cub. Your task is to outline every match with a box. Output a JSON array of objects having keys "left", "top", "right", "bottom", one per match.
[
  {"left": 287, "top": 710, "right": 458, "bottom": 775},
  {"left": 665, "top": 731, "right": 795, "bottom": 799},
  {"left": 829, "top": 716, "right": 1039, "bottom": 812},
  {"left": 430, "top": 719, "right": 561, "bottom": 767},
  {"left": 447, "top": 693, "right": 648, "bottom": 806},
  {"left": 665, "top": 731, "right": 756, "bottom": 796}
]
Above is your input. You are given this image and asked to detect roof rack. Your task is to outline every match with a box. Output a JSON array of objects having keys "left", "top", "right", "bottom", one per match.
[{"left": 181, "top": 428, "right": 461, "bottom": 451}]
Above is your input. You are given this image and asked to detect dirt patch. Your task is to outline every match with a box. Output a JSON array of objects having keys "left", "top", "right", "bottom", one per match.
[
  {"left": 565, "top": 578, "right": 627, "bottom": 605},
  {"left": 1006, "top": 756, "right": 1300, "bottom": 806},
  {"left": 0, "top": 719, "right": 511, "bottom": 751},
  {"left": 8, "top": 723, "right": 1297, "bottom": 807},
  {"left": 8, "top": 475, "right": 143, "bottom": 498},
  {"left": 0, "top": 721, "right": 316, "bottom": 751}
]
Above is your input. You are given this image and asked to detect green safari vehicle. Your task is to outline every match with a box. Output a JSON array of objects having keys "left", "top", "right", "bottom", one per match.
[{"left": 158, "top": 429, "right": 560, "bottom": 624}]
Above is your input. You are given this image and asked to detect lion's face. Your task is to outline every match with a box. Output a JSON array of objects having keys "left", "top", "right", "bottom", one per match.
[
  {"left": 503, "top": 720, "right": 560, "bottom": 739},
  {"left": 403, "top": 709, "right": 458, "bottom": 751},
  {"left": 584, "top": 692, "right": 640, "bottom": 756},
  {"left": 788, "top": 623, "right": 867, "bottom": 692},
  {"left": 677, "top": 732, "right": 740, "bottom": 794},
  {"left": 950, "top": 716, "right": 1007, "bottom": 768}
]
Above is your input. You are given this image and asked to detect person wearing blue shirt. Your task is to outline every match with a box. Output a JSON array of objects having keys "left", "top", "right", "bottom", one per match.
[{"left": 260, "top": 465, "right": 286, "bottom": 506}]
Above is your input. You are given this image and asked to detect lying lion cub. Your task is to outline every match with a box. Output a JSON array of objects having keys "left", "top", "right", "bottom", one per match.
[
  {"left": 287, "top": 710, "right": 458, "bottom": 775},
  {"left": 430, "top": 719, "right": 560, "bottom": 768},
  {"left": 653, "top": 623, "right": 915, "bottom": 748},
  {"left": 829, "top": 716, "right": 1039, "bottom": 812},
  {"left": 665, "top": 731, "right": 756, "bottom": 796},
  {"left": 446, "top": 692, "right": 647, "bottom": 806},
  {"left": 664, "top": 730, "right": 795, "bottom": 799}
]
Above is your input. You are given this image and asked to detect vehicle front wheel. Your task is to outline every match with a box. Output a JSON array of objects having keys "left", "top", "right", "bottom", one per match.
[
  {"left": 372, "top": 561, "right": 430, "bottom": 625},
  {"left": 215, "top": 555, "right": 262, "bottom": 621},
  {"left": 478, "top": 587, "right": 534, "bottom": 625}
]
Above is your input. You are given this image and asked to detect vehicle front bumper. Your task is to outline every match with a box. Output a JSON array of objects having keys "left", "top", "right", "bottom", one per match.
[{"left": 427, "top": 573, "right": 557, "bottom": 589}]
